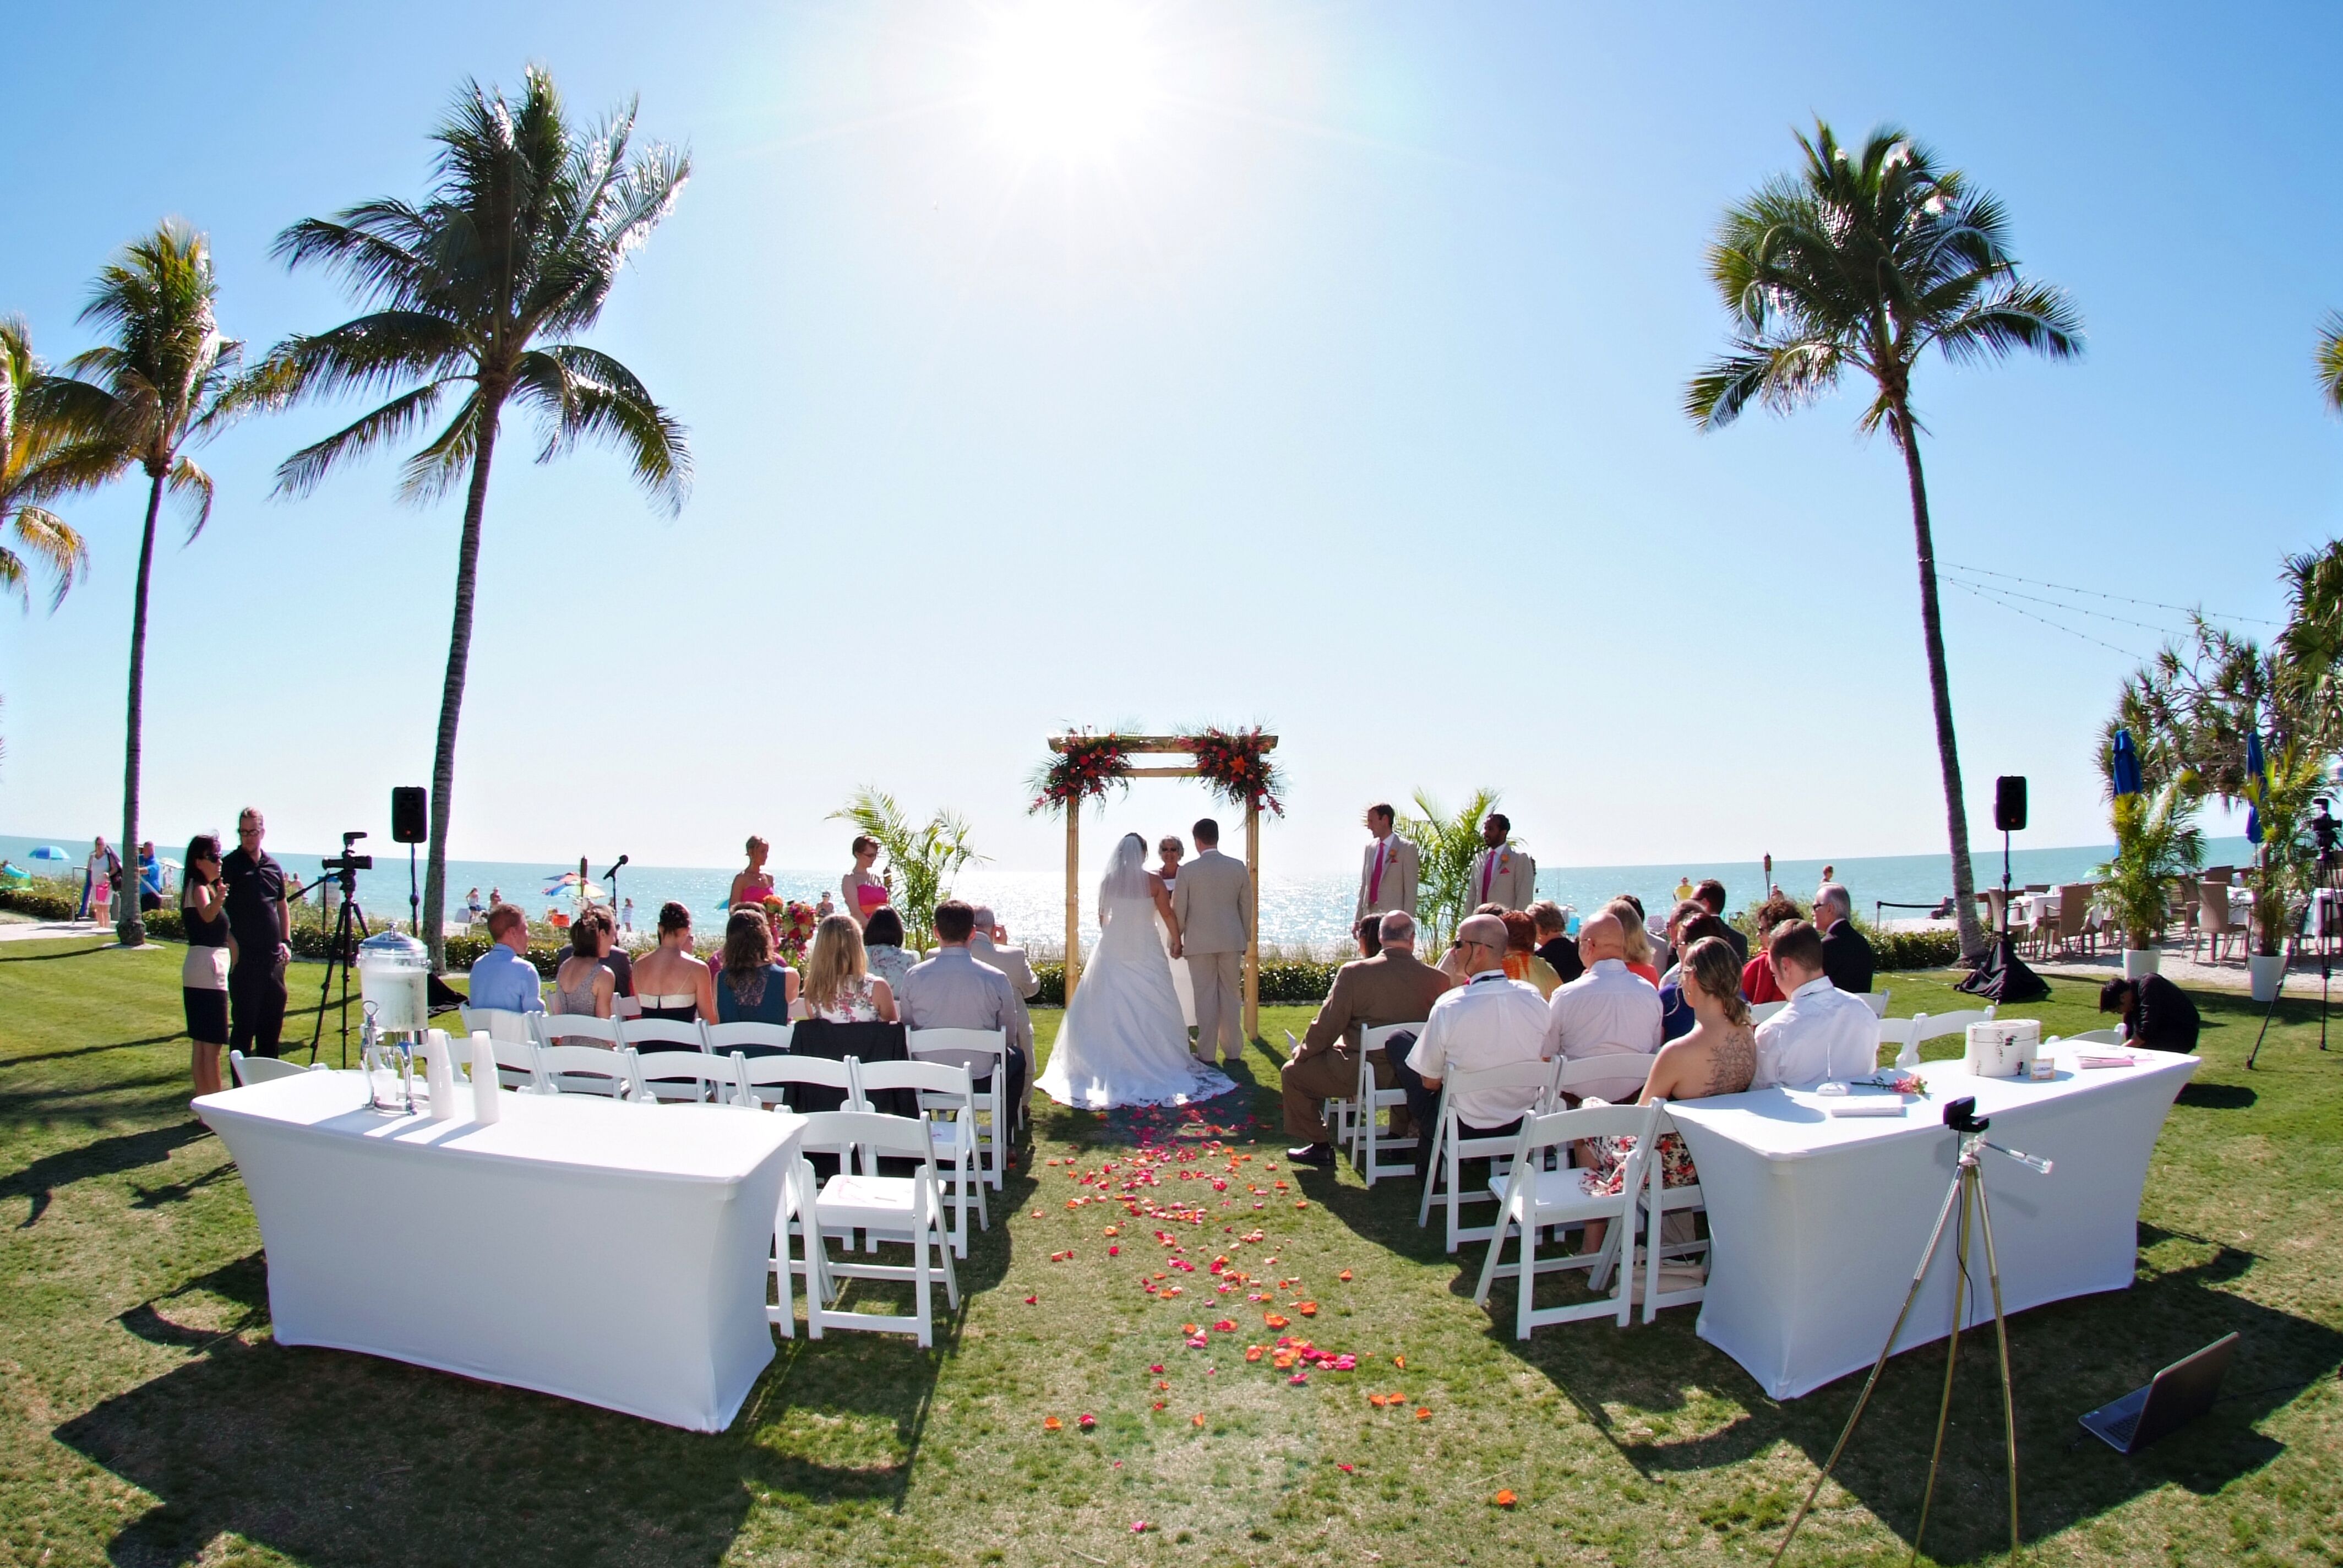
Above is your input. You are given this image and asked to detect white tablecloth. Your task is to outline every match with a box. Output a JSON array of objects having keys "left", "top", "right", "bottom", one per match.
[
  {"left": 1664, "top": 1047, "right": 2196, "bottom": 1400},
  {"left": 195, "top": 1071, "right": 803, "bottom": 1430}
]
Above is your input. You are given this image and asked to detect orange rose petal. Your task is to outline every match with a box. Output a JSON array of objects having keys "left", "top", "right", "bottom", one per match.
[
  {"left": 1494, "top": 1489, "right": 1517, "bottom": 1507},
  {"left": 1298, "top": 1303, "right": 1318, "bottom": 1317},
  {"left": 1415, "top": 1407, "right": 1432, "bottom": 1420},
  {"left": 1338, "top": 1270, "right": 1353, "bottom": 1282},
  {"left": 1191, "top": 1413, "right": 1206, "bottom": 1428},
  {"left": 1245, "top": 1346, "right": 1264, "bottom": 1363},
  {"left": 1393, "top": 1355, "right": 1407, "bottom": 1369},
  {"left": 1043, "top": 1416, "right": 1062, "bottom": 1431}
]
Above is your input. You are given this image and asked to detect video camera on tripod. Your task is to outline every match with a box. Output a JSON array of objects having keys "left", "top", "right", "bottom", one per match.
[{"left": 321, "top": 830, "right": 373, "bottom": 884}]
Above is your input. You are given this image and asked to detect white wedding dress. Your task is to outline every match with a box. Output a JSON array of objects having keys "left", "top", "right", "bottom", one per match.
[{"left": 1039, "top": 842, "right": 1234, "bottom": 1110}]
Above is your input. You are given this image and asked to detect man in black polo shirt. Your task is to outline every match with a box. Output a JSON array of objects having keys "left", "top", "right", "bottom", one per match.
[{"left": 222, "top": 807, "right": 292, "bottom": 1058}]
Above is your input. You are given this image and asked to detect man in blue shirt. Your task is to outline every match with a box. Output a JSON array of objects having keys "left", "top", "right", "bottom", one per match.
[{"left": 467, "top": 904, "right": 545, "bottom": 1014}]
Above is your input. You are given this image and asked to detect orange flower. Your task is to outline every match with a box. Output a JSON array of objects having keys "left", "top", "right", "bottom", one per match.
[
  {"left": 1494, "top": 1489, "right": 1517, "bottom": 1507},
  {"left": 1264, "top": 1313, "right": 1290, "bottom": 1330},
  {"left": 1043, "top": 1416, "right": 1062, "bottom": 1431}
]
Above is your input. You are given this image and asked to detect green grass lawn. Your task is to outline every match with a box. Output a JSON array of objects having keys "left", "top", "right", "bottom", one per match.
[{"left": 4, "top": 938, "right": 2342, "bottom": 1566}]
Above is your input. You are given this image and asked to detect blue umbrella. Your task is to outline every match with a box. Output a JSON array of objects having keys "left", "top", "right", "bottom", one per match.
[
  {"left": 2111, "top": 729, "right": 2143, "bottom": 798},
  {"left": 27, "top": 845, "right": 69, "bottom": 862},
  {"left": 2245, "top": 729, "right": 2268, "bottom": 846}
]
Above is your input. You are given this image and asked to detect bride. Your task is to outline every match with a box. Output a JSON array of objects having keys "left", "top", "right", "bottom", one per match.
[{"left": 1038, "top": 832, "right": 1236, "bottom": 1110}]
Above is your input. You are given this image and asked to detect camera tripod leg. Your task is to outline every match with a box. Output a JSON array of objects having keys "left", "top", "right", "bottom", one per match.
[
  {"left": 1971, "top": 1162, "right": 2024, "bottom": 1558},
  {"left": 2246, "top": 968, "right": 2285, "bottom": 1071},
  {"left": 1771, "top": 1169, "right": 1966, "bottom": 1568},
  {"left": 1910, "top": 1168, "right": 1973, "bottom": 1564}
]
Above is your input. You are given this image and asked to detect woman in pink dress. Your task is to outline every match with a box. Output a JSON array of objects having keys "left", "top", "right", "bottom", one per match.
[{"left": 728, "top": 836, "right": 775, "bottom": 911}]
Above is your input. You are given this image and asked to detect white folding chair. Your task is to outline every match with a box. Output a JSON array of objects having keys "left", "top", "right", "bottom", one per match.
[
  {"left": 615, "top": 1016, "right": 705, "bottom": 1053},
  {"left": 533, "top": 1013, "right": 624, "bottom": 1049},
  {"left": 1634, "top": 1101, "right": 1709, "bottom": 1323},
  {"left": 460, "top": 1005, "right": 538, "bottom": 1046},
  {"left": 1906, "top": 1006, "right": 1995, "bottom": 1068},
  {"left": 470, "top": 1030, "right": 543, "bottom": 1092},
  {"left": 705, "top": 1020, "right": 794, "bottom": 1057},
  {"left": 906, "top": 1028, "right": 1012, "bottom": 1191},
  {"left": 1554, "top": 1052, "right": 1654, "bottom": 1106},
  {"left": 789, "top": 1110, "right": 960, "bottom": 1348},
  {"left": 1472, "top": 1102, "right": 1661, "bottom": 1338},
  {"left": 1416, "top": 1059, "right": 1557, "bottom": 1253},
  {"left": 1858, "top": 989, "right": 1891, "bottom": 1018},
  {"left": 1873, "top": 1016, "right": 1919, "bottom": 1074},
  {"left": 227, "top": 1050, "right": 321, "bottom": 1086},
  {"left": 851, "top": 1058, "right": 985, "bottom": 1258},
  {"left": 2063, "top": 1027, "right": 2126, "bottom": 1046},
  {"left": 625, "top": 1048, "right": 742, "bottom": 1106},
  {"left": 1349, "top": 1022, "right": 1425, "bottom": 1187},
  {"left": 531, "top": 1041, "right": 630, "bottom": 1098},
  {"left": 1750, "top": 1000, "right": 1788, "bottom": 1025},
  {"left": 615, "top": 1018, "right": 714, "bottom": 1101},
  {"left": 731, "top": 1049, "right": 854, "bottom": 1109}
]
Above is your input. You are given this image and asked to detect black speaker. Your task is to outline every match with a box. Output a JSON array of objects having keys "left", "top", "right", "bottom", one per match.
[
  {"left": 1993, "top": 776, "right": 2028, "bottom": 834},
  {"left": 390, "top": 787, "right": 428, "bottom": 845}
]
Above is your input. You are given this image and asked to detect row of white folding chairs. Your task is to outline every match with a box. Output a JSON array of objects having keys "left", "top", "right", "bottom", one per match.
[{"left": 462, "top": 1006, "right": 1014, "bottom": 1194}]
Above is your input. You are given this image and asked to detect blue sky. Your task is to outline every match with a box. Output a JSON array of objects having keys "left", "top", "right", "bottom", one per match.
[{"left": 3, "top": 1, "right": 2336, "bottom": 878}]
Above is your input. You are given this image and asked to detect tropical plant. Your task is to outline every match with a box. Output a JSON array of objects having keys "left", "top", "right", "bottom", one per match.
[
  {"left": 258, "top": 67, "right": 691, "bottom": 966},
  {"left": 1393, "top": 786, "right": 1503, "bottom": 949},
  {"left": 1687, "top": 121, "right": 2083, "bottom": 961},
  {"left": 1, "top": 318, "right": 105, "bottom": 611},
  {"left": 2090, "top": 781, "right": 2205, "bottom": 951},
  {"left": 2276, "top": 540, "right": 2343, "bottom": 746},
  {"left": 40, "top": 222, "right": 255, "bottom": 945},
  {"left": 2320, "top": 312, "right": 2343, "bottom": 416},
  {"left": 831, "top": 787, "right": 985, "bottom": 953},
  {"left": 2240, "top": 738, "right": 2324, "bottom": 957}
]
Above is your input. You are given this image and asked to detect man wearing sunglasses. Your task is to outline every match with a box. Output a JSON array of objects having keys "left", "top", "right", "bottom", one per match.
[
  {"left": 221, "top": 808, "right": 292, "bottom": 1059},
  {"left": 1392, "top": 913, "right": 1550, "bottom": 1182}
]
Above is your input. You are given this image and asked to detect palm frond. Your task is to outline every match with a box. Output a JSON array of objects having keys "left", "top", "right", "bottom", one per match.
[
  {"left": 0, "top": 505, "right": 89, "bottom": 611},
  {"left": 2317, "top": 311, "right": 2343, "bottom": 415},
  {"left": 397, "top": 391, "right": 488, "bottom": 504},
  {"left": 166, "top": 455, "right": 215, "bottom": 541},
  {"left": 511, "top": 345, "right": 690, "bottom": 511},
  {"left": 271, "top": 380, "right": 457, "bottom": 500}
]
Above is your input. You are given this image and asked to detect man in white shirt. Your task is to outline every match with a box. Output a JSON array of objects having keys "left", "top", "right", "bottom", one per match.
[
  {"left": 1398, "top": 914, "right": 1550, "bottom": 1180},
  {"left": 1466, "top": 813, "right": 1538, "bottom": 911},
  {"left": 1355, "top": 803, "right": 1421, "bottom": 920},
  {"left": 1540, "top": 911, "right": 1664, "bottom": 1103},
  {"left": 1753, "top": 921, "right": 1880, "bottom": 1088}
]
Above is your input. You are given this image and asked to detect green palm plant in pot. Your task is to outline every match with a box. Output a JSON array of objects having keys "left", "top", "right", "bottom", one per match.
[
  {"left": 2242, "top": 738, "right": 2323, "bottom": 962},
  {"left": 1395, "top": 786, "right": 1505, "bottom": 950},
  {"left": 2091, "top": 781, "right": 2204, "bottom": 975}
]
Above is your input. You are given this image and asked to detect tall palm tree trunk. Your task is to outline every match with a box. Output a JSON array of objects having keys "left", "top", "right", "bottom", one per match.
[
  {"left": 117, "top": 469, "right": 165, "bottom": 946},
  {"left": 1896, "top": 413, "right": 1985, "bottom": 960},
  {"left": 422, "top": 423, "right": 499, "bottom": 970}
]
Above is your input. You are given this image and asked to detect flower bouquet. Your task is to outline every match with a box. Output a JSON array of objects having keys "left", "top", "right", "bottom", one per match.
[
  {"left": 1185, "top": 726, "right": 1284, "bottom": 818},
  {"left": 1029, "top": 731, "right": 1132, "bottom": 815},
  {"left": 1852, "top": 1070, "right": 1928, "bottom": 1097},
  {"left": 761, "top": 896, "right": 820, "bottom": 964}
]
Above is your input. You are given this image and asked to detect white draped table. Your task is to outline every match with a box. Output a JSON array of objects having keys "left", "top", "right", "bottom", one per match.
[
  {"left": 195, "top": 1071, "right": 802, "bottom": 1431},
  {"left": 1664, "top": 1047, "right": 2197, "bottom": 1400}
]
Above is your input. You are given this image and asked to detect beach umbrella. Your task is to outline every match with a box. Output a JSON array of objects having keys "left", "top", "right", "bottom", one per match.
[
  {"left": 28, "top": 845, "right": 69, "bottom": 863},
  {"left": 2110, "top": 729, "right": 2142, "bottom": 798},
  {"left": 2245, "top": 729, "right": 2268, "bottom": 846}
]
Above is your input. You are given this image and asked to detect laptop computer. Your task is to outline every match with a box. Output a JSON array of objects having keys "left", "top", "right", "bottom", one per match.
[{"left": 2078, "top": 1333, "right": 2238, "bottom": 1453}]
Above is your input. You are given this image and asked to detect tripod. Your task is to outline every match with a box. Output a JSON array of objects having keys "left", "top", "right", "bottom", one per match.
[
  {"left": 305, "top": 868, "right": 371, "bottom": 1067},
  {"left": 1772, "top": 1098, "right": 2052, "bottom": 1566}
]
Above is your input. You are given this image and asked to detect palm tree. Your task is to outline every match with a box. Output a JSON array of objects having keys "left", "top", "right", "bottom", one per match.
[
  {"left": 260, "top": 68, "right": 691, "bottom": 965},
  {"left": 2318, "top": 313, "right": 2343, "bottom": 414},
  {"left": 41, "top": 224, "right": 250, "bottom": 945},
  {"left": 1, "top": 318, "right": 106, "bottom": 611},
  {"left": 1394, "top": 786, "right": 1503, "bottom": 949},
  {"left": 832, "top": 787, "right": 985, "bottom": 952},
  {"left": 1687, "top": 122, "right": 2082, "bottom": 961}
]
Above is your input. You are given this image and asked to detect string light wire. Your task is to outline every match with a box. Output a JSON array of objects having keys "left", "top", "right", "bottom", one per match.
[{"left": 1942, "top": 561, "right": 2281, "bottom": 628}]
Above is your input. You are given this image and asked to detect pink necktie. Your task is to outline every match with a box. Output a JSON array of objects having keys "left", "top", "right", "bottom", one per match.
[
  {"left": 1368, "top": 840, "right": 1388, "bottom": 905},
  {"left": 1480, "top": 853, "right": 1495, "bottom": 901}
]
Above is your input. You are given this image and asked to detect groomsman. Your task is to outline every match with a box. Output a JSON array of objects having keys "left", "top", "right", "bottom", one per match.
[
  {"left": 1467, "top": 813, "right": 1537, "bottom": 911},
  {"left": 1172, "top": 818, "right": 1254, "bottom": 1065},
  {"left": 1355, "top": 803, "right": 1420, "bottom": 920}
]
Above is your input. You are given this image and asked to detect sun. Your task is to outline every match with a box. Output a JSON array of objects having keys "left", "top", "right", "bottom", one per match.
[{"left": 977, "top": 1, "right": 1158, "bottom": 162}]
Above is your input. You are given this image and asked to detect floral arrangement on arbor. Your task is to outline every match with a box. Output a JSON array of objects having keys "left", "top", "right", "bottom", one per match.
[
  {"left": 1030, "top": 731, "right": 1132, "bottom": 815},
  {"left": 1186, "top": 726, "right": 1284, "bottom": 817},
  {"left": 759, "top": 896, "right": 820, "bottom": 964}
]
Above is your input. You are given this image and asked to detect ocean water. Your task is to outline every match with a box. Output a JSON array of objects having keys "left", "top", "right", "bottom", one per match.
[{"left": 2, "top": 829, "right": 2256, "bottom": 955}]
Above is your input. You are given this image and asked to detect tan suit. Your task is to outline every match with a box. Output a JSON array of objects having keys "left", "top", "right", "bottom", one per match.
[
  {"left": 1468, "top": 845, "right": 1538, "bottom": 911},
  {"left": 1172, "top": 848, "right": 1254, "bottom": 1061},
  {"left": 1354, "top": 835, "right": 1421, "bottom": 920},
  {"left": 968, "top": 932, "right": 1038, "bottom": 1071},
  {"left": 1281, "top": 950, "right": 1456, "bottom": 1142}
]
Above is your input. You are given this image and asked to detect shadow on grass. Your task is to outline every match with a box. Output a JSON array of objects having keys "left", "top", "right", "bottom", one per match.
[
  {"left": 0, "top": 941, "right": 113, "bottom": 963},
  {"left": 2176, "top": 1082, "right": 2257, "bottom": 1110},
  {"left": 1483, "top": 1244, "right": 2338, "bottom": 1564},
  {"left": 3, "top": 1119, "right": 211, "bottom": 1227}
]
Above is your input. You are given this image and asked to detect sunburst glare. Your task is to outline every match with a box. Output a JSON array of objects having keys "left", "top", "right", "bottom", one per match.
[{"left": 978, "top": 0, "right": 1158, "bottom": 162}]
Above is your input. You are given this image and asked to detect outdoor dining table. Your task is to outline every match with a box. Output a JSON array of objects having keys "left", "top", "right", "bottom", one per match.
[
  {"left": 1663, "top": 1046, "right": 2197, "bottom": 1400},
  {"left": 194, "top": 1069, "right": 803, "bottom": 1431}
]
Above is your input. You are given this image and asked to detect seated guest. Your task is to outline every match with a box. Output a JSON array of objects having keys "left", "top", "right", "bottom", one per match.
[
  {"left": 1541, "top": 911, "right": 1664, "bottom": 1103},
  {"left": 1815, "top": 883, "right": 1875, "bottom": 993},
  {"left": 897, "top": 899, "right": 1028, "bottom": 1119},
  {"left": 716, "top": 906, "right": 802, "bottom": 1027},
  {"left": 1396, "top": 914, "right": 1549, "bottom": 1181},
  {"left": 1282, "top": 910, "right": 1456, "bottom": 1165},
  {"left": 968, "top": 905, "right": 1040, "bottom": 1072},
  {"left": 797, "top": 912, "right": 897, "bottom": 1022},
  {"left": 2100, "top": 973, "right": 2200, "bottom": 1052},
  {"left": 1352, "top": 913, "right": 1381, "bottom": 959},
  {"left": 863, "top": 907, "right": 918, "bottom": 993},
  {"left": 1658, "top": 900, "right": 1710, "bottom": 987},
  {"left": 467, "top": 903, "right": 545, "bottom": 1014},
  {"left": 633, "top": 901, "right": 717, "bottom": 1022},
  {"left": 1659, "top": 912, "right": 1735, "bottom": 1041},
  {"left": 1528, "top": 901, "right": 1585, "bottom": 986},
  {"left": 1500, "top": 909, "right": 1563, "bottom": 998},
  {"left": 1696, "top": 878, "right": 1748, "bottom": 960},
  {"left": 596, "top": 912, "right": 635, "bottom": 1015},
  {"left": 1609, "top": 896, "right": 1661, "bottom": 986},
  {"left": 551, "top": 909, "right": 617, "bottom": 1017},
  {"left": 1740, "top": 892, "right": 1806, "bottom": 1004},
  {"left": 1581, "top": 935, "right": 1759, "bottom": 1251},
  {"left": 1753, "top": 921, "right": 1879, "bottom": 1087}
]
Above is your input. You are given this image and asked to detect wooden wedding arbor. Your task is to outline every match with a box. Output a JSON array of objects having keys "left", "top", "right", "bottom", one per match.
[{"left": 1049, "top": 733, "right": 1276, "bottom": 1039}]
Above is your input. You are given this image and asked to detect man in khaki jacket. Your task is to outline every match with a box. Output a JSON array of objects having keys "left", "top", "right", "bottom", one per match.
[
  {"left": 1171, "top": 817, "right": 1254, "bottom": 1064},
  {"left": 1466, "top": 812, "right": 1538, "bottom": 911},
  {"left": 1281, "top": 911, "right": 1456, "bottom": 1163},
  {"left": 1354, "top": 803, "right": 1420, "bottom": 921}
]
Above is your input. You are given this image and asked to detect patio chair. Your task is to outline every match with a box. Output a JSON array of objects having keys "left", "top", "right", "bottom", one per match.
[{"left": 1471, "top": 1102, "right": 1660, "bottom": 1338}]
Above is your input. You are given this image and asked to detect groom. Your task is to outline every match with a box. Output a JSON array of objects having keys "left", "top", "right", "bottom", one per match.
[{"left": 1172, "top": 817, "right": 1253, "bottom": 1066}]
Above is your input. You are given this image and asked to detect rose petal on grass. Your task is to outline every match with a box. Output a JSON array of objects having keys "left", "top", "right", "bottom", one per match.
[
  {"left": 1191, "top": 1412, "right": 1206, "bottom": 1428},
  {"left": 1023, "top": 1295, "right": 1038, "bottom": 1305},
  {"left": 1338, "top": 1463, "right": 1355, "bottom": 1473},
  {"left": 1415, "top": 1407, "right": 1432, "bottom": 1420},
  {"left": 1078, "top": 1414, "right": 1097, "bottom": 1430},
  {"left": 1245, "top": 1346, "right": 1264, "bottom": 1363},
  {"left": 1264, "top": 1314, "right": 1290, "bottom": 1330},
  {"left": 1288, "top": 1373, "right": 1309, "bottom": 1385},
  {"left": 1149, "top": 1364, "right": 1165, "bottom": 1374},
  {"left": 1043, "top": 1416, "right": 1062, "bottom": 1431},
  {"left": 1298, "top": 1302, "right": 1318, "bottom": 1317},
  {"left": 1131, "top": 1521, "right": 1150, "bottom": 1533},
  {"left": 1494, "top": 1489, "right": 1518, "bottom": 1507},
  {"left": 1393, "top": 1355, "right": 1406, "bottom": 1369},
  {"left": 1338, "top": 1270, "right": 1354, "bottom": 1282}
]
